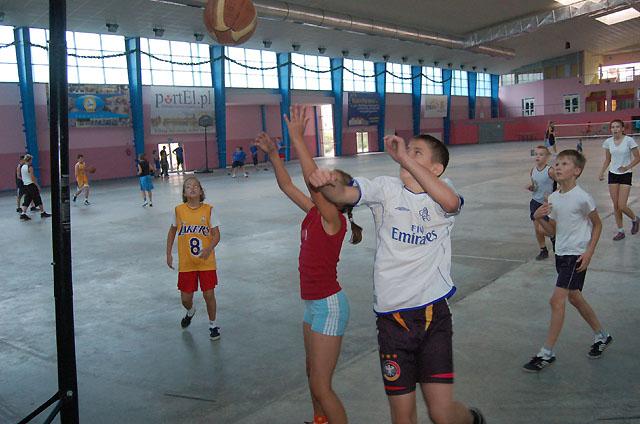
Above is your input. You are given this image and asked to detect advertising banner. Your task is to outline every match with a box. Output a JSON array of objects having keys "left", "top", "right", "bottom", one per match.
[
  {"left": 68, "top": 84, "right": 131, "bottom": 127},
  {"left": 422, "top": 95, "right": 448, "bottom": 118},
  {"left": 150, "top": 87, "right": 215, "bottom": 134},
  {"left": 347, "top": 92, "right": 380, "bottom": 126}
]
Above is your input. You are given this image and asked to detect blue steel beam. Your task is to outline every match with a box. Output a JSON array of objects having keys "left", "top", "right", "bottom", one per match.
[
  {"left": 442, "top": 69, "right": 452, "bottom": 145},
  {"left": 374, "top": 62, "right": 386, "bottom": 152},
  {"left": 330, "top": 58, "right": 343, "bottom": 157},
  {"left": 210, "top": 46, "right": 227, "bottom": 168},
  {"left": 411, "top": 65, "right": 422, "bottom": 136},
  {"left": 125, "top": 38, "right": 145, "bottom": 158},
  {"left": 277, "top": 52, "right": 291, "bottom": 161}
]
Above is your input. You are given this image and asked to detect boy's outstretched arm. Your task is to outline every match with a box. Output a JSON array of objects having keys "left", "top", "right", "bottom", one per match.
[
  {"left": 384, "top": 136, "right": 460, "bottom": 213},
  {"left": 309, "top": 168, "right": 360, "bottom": 206},
  {"left": 256, "top": 132, "right": 313, "bottom": 213}
]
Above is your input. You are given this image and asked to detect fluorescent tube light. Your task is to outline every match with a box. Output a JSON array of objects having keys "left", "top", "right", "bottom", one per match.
[{"left": 595, "top": 7, "right": 640, "bottom": 25}]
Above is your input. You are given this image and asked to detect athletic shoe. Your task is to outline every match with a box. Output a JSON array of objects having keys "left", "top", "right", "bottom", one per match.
[
  {"left": 142, "top": 201, "right": 148, "bottom": 207},
  {"left": 20, "top": 213, "right": 31, "bottom": 221},
  {"left": 30, "top": 206, "right": 39, "bottom": 211},
  {"left": 209, "top": 326, "right": 221, "bottom": 340},
  {"left": 632, "top": 218, "right": 640, "bottom": 235},
  {"left": 613, "top": 232, "right": 625, "bottom": 241},
  {"left": 16, "top": 207, "right": 22, "bottom": 213},
  {"left": 41, "top": 212, "right": 51, "bottom": 218},
  {"left": 84, "top": 200, "right": 91, "bottom": 206},
  {"left": 231, "top": 175, "right": 237, "bottom": 178},
  {"left": 244, "top": 173, "right": 248, "bottom": 178},
  {"left": 522, "top": 354, "right": 556, "bottom": 372},
  {"left": 470, "top": 407, "right": 487, "bottom": 424},
  {"left": 149, "top": 203, "right": 153, "bottom": 207},
  {"left": 535, "top": 248, "right": 549, "bottom": 261},
  {"left": 180, "top": 312, "right": 194, "bottom": 328},
  {"left": 72, "top": 195, "right": 77, "bottom": 203},
  {"left": 588, "top": 335, "right": 613, "bottom": 359}
]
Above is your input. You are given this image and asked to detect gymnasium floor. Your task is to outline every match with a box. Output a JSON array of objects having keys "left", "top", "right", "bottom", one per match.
[{"left": 1, "top": 140, "right": 639, "bottom": 424}]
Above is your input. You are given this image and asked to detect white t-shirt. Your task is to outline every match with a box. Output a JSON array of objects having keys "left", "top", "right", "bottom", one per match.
[
  {"left": 602, "top": 136, "right": 638, "bottom": 175},
  {"left": 548, "top": 185, "right": 596, "bottom": 256},
  {"left": 21, "top": 164, "right": 33, "bottom": 185},
  {"left": 354, "top": 176, "right": 462, "bottom": 314}
]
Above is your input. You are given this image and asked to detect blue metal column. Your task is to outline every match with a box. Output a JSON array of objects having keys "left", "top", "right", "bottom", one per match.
[
  {"left": 260, "top": 104, "right": 267, "bottom": 132},
  {"left": 442, "top": 69, "right": 452, "bottom": 145},
  {"left": 313, "top": 106, "right": 321, "bottom": 157},
  {"left": 277, "top": 52, "right": 291, "bottom": 161},
  {"left": 330, "top": 58, "right": 343, "bottom": 157},
  {"left": 375, "top": 62, "right": 386, "bottom": 152},
  {"left": 210, "top": 46, "right": 227, "bottom": 168},
  {"left": 490, "top": 74, "right": 500, "bottom": 118},
  {"left": 467, "top": 71, "right": 477, "bottom": 119},
  {"left": 14, "top": 27, "right": 40, "bottom": 180},
  {"left": 411, "top": 65, "right": 422, "bottom": 136},
  {"left": 125, "top": 38, "right": 145, "bottom": 158}
]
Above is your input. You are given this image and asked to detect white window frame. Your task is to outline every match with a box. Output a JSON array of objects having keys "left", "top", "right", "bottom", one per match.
[
  {"left": 385, "top": 63, "right": 412, "bottom": 94},
  {"left": 451, "top": 70, "right": 468, "bottom": 96},
  {"left": 291, "top": 53, "right": 332, "bottom": 91},
  {"left": 563, "top": 94, "right": 580, "bottom": 113},
  {"left": 476, "top": 73, "right": 491, "bottom": 97},
  {"left": 522, "top": 97, "right": 535, "bottom": 116},
  {"left": 343, "top": 59, "right": 375, "bottom": 92},
  {"left": 224, "top": 46, "right": 277, "bottom": 89},
  {"left": 422, "top": 66, "right": 443, "bottom": 95},
  {"left": 0, "top": 26, "right": 18, "bottom": 82},
  {"left": 141, "top": 38, "right": 211, "bottom": 87}
]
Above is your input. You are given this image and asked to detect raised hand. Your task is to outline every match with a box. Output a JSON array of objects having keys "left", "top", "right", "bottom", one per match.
[
  {"left": 284, "top": 105, "right": 308, "bottom": 140},
  {"left": 255, "top": 132, "right": 277, "bottom": 154},
  {"left": 384, "top": 135, "right": 409, "bottom": 165},
  {"left": 309, "top": 168, "right": 338, "bottom": 189}
]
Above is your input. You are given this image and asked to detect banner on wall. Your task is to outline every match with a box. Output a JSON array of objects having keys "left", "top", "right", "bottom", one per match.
[
  {"left": 150, "top": 87, "right": 215, "bottom": 134},
  {"left": 347, "top": 92, "right": 380, "bottom": 126},
  {"left": 67, "top": 84, "right": 131, "bottom": 127},
  {"left": 422, "top": 95, "right": 448, "bottom": 118}
]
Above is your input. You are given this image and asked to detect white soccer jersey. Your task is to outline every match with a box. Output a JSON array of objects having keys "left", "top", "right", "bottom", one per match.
[
  {"left": 548, "top": 185, "right": 596, "bottom": 256},
  {"left": 354, "top": 176, "right": 462, "bottom": 314}
]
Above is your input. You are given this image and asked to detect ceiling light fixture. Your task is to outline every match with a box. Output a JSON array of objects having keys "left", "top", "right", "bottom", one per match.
[
  {"left": 194, "top": 33, "right": 204, "bottom": 42},
  {"left": 595, "top": 7, "right": 640, "bottom": 25},
  {"left": 0, "top": 12, "right": 5, "bottom": 23},
  {"left": 554, "top": 0, "right": 581, "bottom": 5},
  {"left": 153, "top": 27, "right": 165, "bottom": 37},
  {"left": 106, "top": 23, "right": 119, "bottom": 33}
]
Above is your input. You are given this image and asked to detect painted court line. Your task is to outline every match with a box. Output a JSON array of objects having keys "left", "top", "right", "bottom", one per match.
[{"left": 453, "top": 254, "right": 526, "bottom": 263}]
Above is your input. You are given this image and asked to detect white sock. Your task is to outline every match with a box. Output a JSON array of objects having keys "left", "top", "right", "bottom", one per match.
[
  {"left": 187, "top": 306, "right": 195, "bottom": 317},
  {"left": 618, "top": 228, "right": 624, "bottom": 233},
  {"left": 209, "top": 320, "right": 216, "bottom": 329},
  {"left": 538, "top": 347, "right": 553, "bottom": 358},
  {"left": 595, "top": 331, "right": 608, "bottom": 342}
]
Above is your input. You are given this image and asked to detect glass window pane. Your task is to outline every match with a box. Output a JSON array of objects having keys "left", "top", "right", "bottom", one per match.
[
  {"left": 200, "top": 72, "right": 212, "bottom": 87},
  {"left": 32, "top": 64, "right": 49, "bottom": 82},
  {"left": 74, "top": 32, "right": 100, "bottom": 49},
  {"left": 0, "top": 45, "right": 16, "bottom": 63},
  {"left": 151, "top": 56, "right": 172, "bottom": 71},
  {"left": 0, "top": 63, "right": 19, "bottom": 82},
  {"left": 170, "top": 41, "right": 190, "bottom": 55},
  {"left": 78, "top": 66, "right": 105, "bottom": 83},
  {"left": 230, "top": 73, "right": 247, "bottom": 88},
  {"left": 105, "top": 68, "right": 129, "bottom": 84},
  {"left": 149, "top": 39, "right": 170, "bottom": 55},
  {"left": 152, "top": 70, "right": 173, "bottom": 85},
  {"left": 142, "top": 69, "right": 152, "bottom": 85},
  {"left": 101, "top": 34, "right": 124, "bottom": 51},
  {"left": 173, "top": 71, "right": 194, "bottom": 86}
]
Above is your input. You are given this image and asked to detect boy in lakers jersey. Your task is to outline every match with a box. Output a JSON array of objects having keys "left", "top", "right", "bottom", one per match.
[{"left": 166, "top": 177, "right": 222, "bottom": 340}]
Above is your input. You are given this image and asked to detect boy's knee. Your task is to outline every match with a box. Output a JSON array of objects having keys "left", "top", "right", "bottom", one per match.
[
  {"left": 428, "top": 405, "right": 453, "bottom": 424},
  {"left": 549, "top": 296, "right": 565, "bottom": 310},
  {"left": 568, "top": 291, "right": 583, "bottom": 306},
  {"left": 309, "top": 377, "right": 332, "bottom": 401}
]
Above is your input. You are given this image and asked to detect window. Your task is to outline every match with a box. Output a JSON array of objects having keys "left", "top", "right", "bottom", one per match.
[
  {"left": 522, "top": 98, "right": 535, "bottom": 116},
  {"left": 385, "top": 63, "right": 412, "bottom": 94},
  {"left": 29, "top": 29, "right": 129, "bottom": 84},
  {"left": 343, "top": 59, "right": 375, "bottom": 92},
  {"left": 356, "top": 131, "right": 369, "bottom": 153},
  {"left": 500, "top": 74, "right": 515, "bottom": 86},
  {"left": 476, "top": 73, "right": 491, "bottom": 97},
  {"left": 141, "top": 38, "right": 211, "bottom": 86},
  {"left": 224, "top": 46, "right": 277, "bottom": 89},
  {"left": 291, "top": 53, "right": 331, "bottom": 91},
  {"left": 451, "top": 70, "right": 468, "bottom": 96},
  {"left": 422, "top": 66, "right": 443, "bottom": 95},
  {"left": 563, "top": 95, "right": 580, "bottom": 113},
  {"left": 517, "top": 72, "right": 543, "bottom": 84},
  {"left": 600, "top": 62, "right": 640, "bottom": 82},
  {"left": 0, "top": 26, "right": 18, "bottom": 82}
]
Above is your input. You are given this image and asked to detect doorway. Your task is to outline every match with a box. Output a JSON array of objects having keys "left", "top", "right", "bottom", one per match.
[
  {"left": 319, "top": 104, "right": 335, "bottom": 157},
  {"left": 157, "top": 142, "right": 181, "bottom": 172},
  {"left": 356, "top": 131, "right": 369, "bottom": 153}
]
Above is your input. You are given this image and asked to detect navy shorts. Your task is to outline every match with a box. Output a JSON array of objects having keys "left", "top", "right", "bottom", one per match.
[
  {"left": 529, "top": 199, "right": 550, "bottom": 221},
  {"left": 555, "top": 255, "right": 586, "bottom": 291},
  {"left": 231, "top": 160, "right": 245, "bottom": 168},
  {"left": 376, "top": 300, "right": 454, "bottom": 396},
  {"left": 608, "top": 172, "right": 632, "bottom": 186}
]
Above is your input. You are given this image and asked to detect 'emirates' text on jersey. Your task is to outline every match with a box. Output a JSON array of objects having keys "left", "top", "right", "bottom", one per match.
[{"left": 354, "top": 176, "right": 462, "bottom": 314}]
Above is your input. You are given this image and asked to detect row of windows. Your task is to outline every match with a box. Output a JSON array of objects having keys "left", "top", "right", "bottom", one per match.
[{"left": 1, "top": 26, "right": 493, "bottom": 97}]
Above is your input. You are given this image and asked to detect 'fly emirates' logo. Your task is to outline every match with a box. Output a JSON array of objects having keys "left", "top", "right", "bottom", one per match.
[
  {"left": 178, "top": 225, "right": 210, "bottom": 237},
  {"left": 391, "top": 224, "right": 437, "bottom": 245}
]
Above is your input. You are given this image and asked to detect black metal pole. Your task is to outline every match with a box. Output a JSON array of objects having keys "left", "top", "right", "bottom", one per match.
[
  {"left": 204, "top": 126, "right": 209, "bottom": 171},
  {"left": 49, "top": 0, "right": 80, "bottom": 423}
]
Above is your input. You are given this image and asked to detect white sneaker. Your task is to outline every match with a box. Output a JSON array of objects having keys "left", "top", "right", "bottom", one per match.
[
  {"left": 244, "top": 173, "right": 248, "bottom": 178},
  {"left": 142, "top": 201, "right": 148, "bottom": 207},
  {"left": 84, "top": 200, "right": 91, "bottom": 205}
]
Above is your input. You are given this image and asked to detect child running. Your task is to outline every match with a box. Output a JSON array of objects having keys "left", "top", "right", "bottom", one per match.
[
  {"left": 523, "top": 149, "right": 612, "bottom": 372},
  {"left": 309, "top": 134, "right": 485, "bottom": 424},
  {"left": 72, "top": 154, "right": 91, "bottom": 205},
  {"left": 527, "top": 145, "right": 556, "bottom": 260},
  {"left": 137, "top": 153, "right": 154, "bottom": 207},
  {"left": 166, "top": 176, "right": 222, "bottom": 340},
  {"left": 255, "top": 105, "right": 362, "bottom": 424}
]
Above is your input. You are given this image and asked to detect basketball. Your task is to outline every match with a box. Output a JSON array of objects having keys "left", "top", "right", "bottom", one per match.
[
  {"left": 203, "top": 0, "right": 257, "bottom": 46},
  {"left": 87, "top": 166, "right": 96, "bottom": 174}
]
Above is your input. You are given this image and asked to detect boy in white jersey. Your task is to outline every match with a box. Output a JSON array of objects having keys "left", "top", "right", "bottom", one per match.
[
  {"left": 523, "top": 150, "right": 612, "bottom": 373},
  {"left": 309, "top": 135, "right": 485, "bottom": 424}
]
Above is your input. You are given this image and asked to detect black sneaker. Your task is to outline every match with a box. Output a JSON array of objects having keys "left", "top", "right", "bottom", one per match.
[
  {"left": 209, "top": 326, "right": 221, "bottom": 340},
  {"left": 41, "top": 212, "right": 51, "bottom": 218},
  {"left": 20, "top": 213, "right": 31, "bottom": 221},
  {"left": 30, "top": 206, "right": 39, "bottom": 211},
  {"left": 180, "top": 313, "right": 194, "bottom": 328},
  {"left": 522, "top": 355, "right": 556, "bottom": 372},
  {"left": 16, "top": 207, "right": 21, "bottom": 213},
  {"left": 470, "top": 407, "right": 486, "bottom": 424},
  {"left": 72, "top": 195, "right": 77, "bottom": 202},
  {"left": 588, "top": 335, "right": 613, "bottom": 359},
  {"left": 535, "top": 248, "right": 549, "bottom": 260}
]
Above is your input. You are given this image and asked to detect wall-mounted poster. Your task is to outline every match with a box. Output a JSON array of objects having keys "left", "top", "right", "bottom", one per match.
[
  {"left": 348, "top": 92, "right": 380, "bottom": 126},
  {"left": 150, "top": 87, "right": 215, "bottom": 134},
  {"left": 68, "top": 84, "right": 131, "bottom": 127},
  {"left": 422, "top": 95, "right": 448, "bottom": 118}
]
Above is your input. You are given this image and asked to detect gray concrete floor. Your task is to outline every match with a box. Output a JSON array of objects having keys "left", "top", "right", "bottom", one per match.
[{"left": 1, "top": 139, "right": 639, "bottom": 424}]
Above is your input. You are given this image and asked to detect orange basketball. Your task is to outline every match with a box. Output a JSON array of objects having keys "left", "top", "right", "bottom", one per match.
[
  {"left": 203, "top": 0, "right": 257, "bottom": 46},
  {"left": 87, "top": 166, "right": 96, "bottom": 174}
]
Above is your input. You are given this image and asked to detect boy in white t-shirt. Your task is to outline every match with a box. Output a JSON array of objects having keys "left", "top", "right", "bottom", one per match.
[
  {"left": 309, "top": 135, "right": 485, "bottom": 424},
  {"left": 524, "top": 150, "right": 612, "bottom": 373}
]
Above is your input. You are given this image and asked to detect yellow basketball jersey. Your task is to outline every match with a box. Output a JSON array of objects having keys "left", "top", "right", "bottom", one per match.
[
  {"left": 175, "top": 203, "right": 217, "bottom": 272},
  {"left": 76, "top": 162, "right": 87, "bottom": 186}
]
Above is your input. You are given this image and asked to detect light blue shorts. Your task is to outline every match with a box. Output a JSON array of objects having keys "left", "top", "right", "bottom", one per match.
[
  {"left": 303, "top": 290, "right": 350, "bottom": 336},
  {"left": 139, "top": 175, "right": 154, "bottom": 192}
]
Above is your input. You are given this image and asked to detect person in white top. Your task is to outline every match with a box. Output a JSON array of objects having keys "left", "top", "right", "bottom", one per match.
[
  {"left": 524, "top": 150, "right": 611, "bottom": 373},
  {"left": 527, "top": 145, "right": 556, "bottom": 260},
  {"left": 598, "top": 119, "right": 640, "bottom": 240},
  {"left": 18, "top": 154, "right": 51, "bottom": 221},
  {"left": 309, "top": 135, "right": 485, "bottom": 424}
]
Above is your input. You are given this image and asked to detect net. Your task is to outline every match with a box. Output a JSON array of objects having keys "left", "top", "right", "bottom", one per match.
[{"left": 554, "top": 119, "right": 640, "bottom": 140}]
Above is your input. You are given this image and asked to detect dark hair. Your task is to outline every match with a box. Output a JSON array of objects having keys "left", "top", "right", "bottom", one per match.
[
  {"left": 182, "top": 176, "right": 205, "bottom": 203},
  {"left": 19, "top": 154, "right": 24, "bottom": 160},
  {"left": 557, "top": 149, "right": 586, "bottom": 174},
  {"left": 77, "top": 154, "right": 83, "bottom": 159},
  {"left": 610, "top": 119, "right": 625, "bottom": 132},
  {"left": 334, "top": 169, "right": 363, "bottom": 245},
  {"left": 412, "top": 134, "right": 449, "bottom": 172}
]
